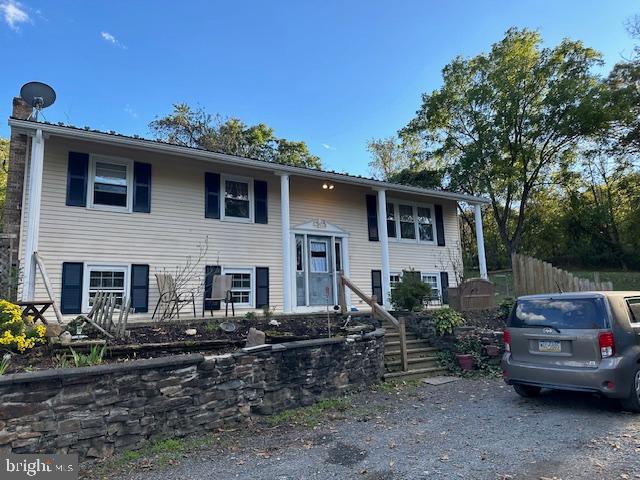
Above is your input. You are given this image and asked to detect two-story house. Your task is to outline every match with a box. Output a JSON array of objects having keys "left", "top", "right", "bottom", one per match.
[{"left": 4, "top": 97, "right": 489, "bottom": 321}]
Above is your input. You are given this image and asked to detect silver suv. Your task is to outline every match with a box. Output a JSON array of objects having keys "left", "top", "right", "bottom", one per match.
[{"left": 502, "top": 291, "right": 640, "bottom": 411}]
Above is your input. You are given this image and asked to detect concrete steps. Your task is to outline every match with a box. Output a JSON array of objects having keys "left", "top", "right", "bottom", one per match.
[{"left": 383, "top": 324, "right": 447, "bottom": 380}]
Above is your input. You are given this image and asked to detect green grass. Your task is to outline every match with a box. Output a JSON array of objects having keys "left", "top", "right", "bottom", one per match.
[
  {"left": 568, "top": 270, "right": 640, "bottom": 291},
  {"left": 95, "top": 434, "right": 219, "bottom": 477},
  {"left": 263, "top": 397, "right": 352, "bottom": 428},
  {"left": 465, "top": 268, "right": 640, "bottom": 299}
]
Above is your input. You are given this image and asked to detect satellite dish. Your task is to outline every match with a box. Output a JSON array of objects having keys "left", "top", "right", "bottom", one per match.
[{"left": 19, "top": 81, "right": 56, "bottom": 121}]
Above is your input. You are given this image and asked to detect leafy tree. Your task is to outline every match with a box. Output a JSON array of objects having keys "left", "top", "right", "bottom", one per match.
[
  {"left": 386, "top": 168, "right": 443, "bottom": 190},
  {"left": 149, "top": 104, "right": 321, "bottom": 169},
  {"left": 402, "top": 28, "right": 611, "bottom": 261}
]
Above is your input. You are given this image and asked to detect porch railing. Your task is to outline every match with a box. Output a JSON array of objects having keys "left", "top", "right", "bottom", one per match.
[{"left": 338, "top": 271, "right": 408, "bottom": 372}]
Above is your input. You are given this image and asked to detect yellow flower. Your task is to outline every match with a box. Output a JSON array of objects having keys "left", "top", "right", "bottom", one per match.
[{"left": 0, "top": 301, "right": 43, "bottom": 352}]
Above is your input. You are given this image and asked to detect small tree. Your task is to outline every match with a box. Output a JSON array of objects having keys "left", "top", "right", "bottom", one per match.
[{"left": 389, "top": 270, "right": 433, "bottom": 312}]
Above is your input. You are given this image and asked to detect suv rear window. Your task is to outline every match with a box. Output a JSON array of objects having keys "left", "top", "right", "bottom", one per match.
[{"left": 508, "top": 298, "right": 608, "bottom": 330}]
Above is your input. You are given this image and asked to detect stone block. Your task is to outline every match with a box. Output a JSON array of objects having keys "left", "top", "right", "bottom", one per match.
[{"left": 58, "top": 419, "right": 81, "bottom": 434}]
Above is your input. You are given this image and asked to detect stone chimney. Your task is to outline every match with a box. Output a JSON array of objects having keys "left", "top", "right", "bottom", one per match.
[{"left": 3, "top": 97, "right": 33, "bottom": 240}]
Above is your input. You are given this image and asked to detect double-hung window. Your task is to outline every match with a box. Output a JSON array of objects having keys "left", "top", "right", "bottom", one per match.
[
  {"left": 421, "top": 273, "right": 440, "bottom": 298},
  {"left": 386, "top": 202, "right": 397, "bottom": 238},
  {"left": 417, "top": 206, "right": 434, "bottom": 241},
  {"left": 85, "top": 264, "right": 129, "bottom": 310},
  {"left": 390, "top": 273, "right": 401, "bottom": 291},
  {"left": 399, "top": 204, "right": 416, "bottom": 240},
  {"left": 224, "top": 268, "right": 253, "bottom": 307},
  {"left": 386, "top": 200, "right": 437, "bottom": 244},
  {"left": 222, "top": 176, "right": 253, "bottom": 221},
  {"left": 90, "top": 156, "right": 132, "bottom": 211}
]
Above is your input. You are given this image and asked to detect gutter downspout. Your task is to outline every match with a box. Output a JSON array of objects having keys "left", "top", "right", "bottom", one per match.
[{"left": 21, "top": 128, "right": 44, "bottom": 301}]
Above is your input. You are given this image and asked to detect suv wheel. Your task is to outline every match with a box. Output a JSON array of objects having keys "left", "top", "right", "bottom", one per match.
[
  {"left": 513, "top": 384, "right": 542, "bottom": 398},
  {"left": 621, "top": 369, "right": 640, "bottom": 413}
]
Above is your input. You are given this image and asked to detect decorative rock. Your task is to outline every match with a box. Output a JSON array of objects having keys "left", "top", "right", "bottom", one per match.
[
  {"left": 245, "top": 328, "right": 266, "bottom": 347},
  {"left": 185, "top": 329, "right": 197, "bottom": 336},
  {"left": 59, "top": 331, "right": 72, "bottom": 344},
  {"left": 45, "top": 324, "right": 65, "bottom": 338},
  {"left": 268, "top": 319, "right": 281, "bottom": 327}
]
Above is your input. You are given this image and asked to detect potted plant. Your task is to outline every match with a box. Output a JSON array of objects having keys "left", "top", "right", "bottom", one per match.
[
  {"left": 455, "top": 353, "right": 475, "bottom": 371},
  {"left": 455, "top": 337, "right": 482, "bottom": 371}
]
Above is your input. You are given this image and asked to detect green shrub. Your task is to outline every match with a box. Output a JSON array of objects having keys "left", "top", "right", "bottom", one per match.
[
  {"left": 432, "top": 308, "right": 464, "bottom": 336},
  {"left": 390, "top": 270, "right": 433, "bottom": 311},
  {"left": 498, "top": 297, "right": 515, "bottom": 319}
]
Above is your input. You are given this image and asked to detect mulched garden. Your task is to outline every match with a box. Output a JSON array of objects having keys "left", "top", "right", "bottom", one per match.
[{"left": 2, "top": 314, "right": 362, "bottom": 375}]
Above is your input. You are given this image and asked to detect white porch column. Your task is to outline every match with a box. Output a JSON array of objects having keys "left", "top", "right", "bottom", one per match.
[
  {"left": 22, "top": 129, "right": 45, "bottom": 301},
  {"left": 375, "top": 188, "right": 391, "bottom": 306},
  {"left": 280, "top": 174, "right": 292, "bottom": 312},
  {"left": 474, "top": 203, "right": 488, "bottom": 280}
]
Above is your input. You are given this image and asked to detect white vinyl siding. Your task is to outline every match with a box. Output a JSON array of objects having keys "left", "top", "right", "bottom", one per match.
[{"left": 24, "top": 137, "right": 463, "bottom": 320}]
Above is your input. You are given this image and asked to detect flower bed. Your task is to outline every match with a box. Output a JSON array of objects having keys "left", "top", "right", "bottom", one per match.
[{"left": 1, "top": 311, "right": 366, "bottom": 375}]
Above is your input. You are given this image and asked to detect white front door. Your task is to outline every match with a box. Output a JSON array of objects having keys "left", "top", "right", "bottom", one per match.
[{"left": 295, "top": 234, "right": 344, "bottom": 307}]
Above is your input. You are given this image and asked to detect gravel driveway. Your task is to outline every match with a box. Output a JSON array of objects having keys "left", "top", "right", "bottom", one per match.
[{"left": 107, "top": 378, "right": 640, "bottom": 480}]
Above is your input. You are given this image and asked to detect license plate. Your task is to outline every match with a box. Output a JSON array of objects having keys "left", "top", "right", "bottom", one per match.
[{"left": 539, "top": 340, "right": 561, "bottom": 353}]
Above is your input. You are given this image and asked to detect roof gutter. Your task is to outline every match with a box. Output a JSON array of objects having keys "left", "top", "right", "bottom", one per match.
[{"left": 9, "top": 118, "right": 490, "bottom": 205}]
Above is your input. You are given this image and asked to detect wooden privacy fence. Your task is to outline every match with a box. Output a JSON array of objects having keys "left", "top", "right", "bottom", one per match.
[{"left": 512, "top": 253, "right": 613, "bottom": 296}]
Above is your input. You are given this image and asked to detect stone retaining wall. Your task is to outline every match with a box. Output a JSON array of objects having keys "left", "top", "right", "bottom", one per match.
[{"left": 0, "top": 331, "right": 384, "bottom": 460}]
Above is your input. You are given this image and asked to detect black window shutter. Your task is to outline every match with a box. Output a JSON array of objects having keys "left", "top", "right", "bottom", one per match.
[
  {"left": 371, "top": 269, "right": 383, "bottom": 306},
  {"left": 130, "top": 264, "right": 150, "bottom": 312},
  {"left": 254, "top": 180, "right": 268, "bottom": 224},
  {"left": 66, "top": 152, "right": 88, "bottom": 207},
  {"left": 366, "top": 194, "right": 379, "bottom": 241},
  {"left": 434, "top": 204, "right": 446, "bottom": 246},
  {"left": 440, "top": 271, "right": 449, "bottom": 304},
  {"left": 205, "top": 173, "right": 220, "bottom": 219},
  {"left": 133, "top": 162, "right": 152, "bottom": 213},
  {"left": 61, "top": 262, "right": 83, "bottom": 314},
  {"left": 204, "top": 265, "right": 221, "bottom": 311},
  {"left": 256, "top": 267, "right": 269, "bottom": 308}
]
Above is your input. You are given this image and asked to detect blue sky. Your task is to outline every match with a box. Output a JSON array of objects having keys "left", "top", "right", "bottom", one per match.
[{"left": 1, "top": 0, "right": 638, "bottom": 176}]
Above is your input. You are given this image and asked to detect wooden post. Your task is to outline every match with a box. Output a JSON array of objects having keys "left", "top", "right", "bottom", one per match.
[
  {"left": 338, "top": 271, "right": 347, "bottom": 315},
  {"left": 33, "top": 252, "right": 63, "bottom": 324},
  {"left": 398, "top": 316, "right": 409, "bottom": 372}
]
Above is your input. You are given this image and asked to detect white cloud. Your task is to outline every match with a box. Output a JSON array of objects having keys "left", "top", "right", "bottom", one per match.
[
  {"left": 0, "top": 0, "right": 30, "bottom": 30},
  {"left": 101, "top": 31, "right": 126, "bottom": 49},
  {"left": 322, "top": 143, "right": 335, "bottom": 150}
]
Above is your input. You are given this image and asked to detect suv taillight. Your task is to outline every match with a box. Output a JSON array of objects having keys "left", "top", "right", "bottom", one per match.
[
  {"left": 598, "top": 331, "right": 615, "bottom": 358},
  {"left": 503, "top": 329, "right": 511, "bottom": 352}
]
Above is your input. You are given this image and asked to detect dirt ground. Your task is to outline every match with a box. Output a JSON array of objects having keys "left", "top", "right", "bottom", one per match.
[{"left": 92, "top": 377, "right": 640, "bottom": 480}]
